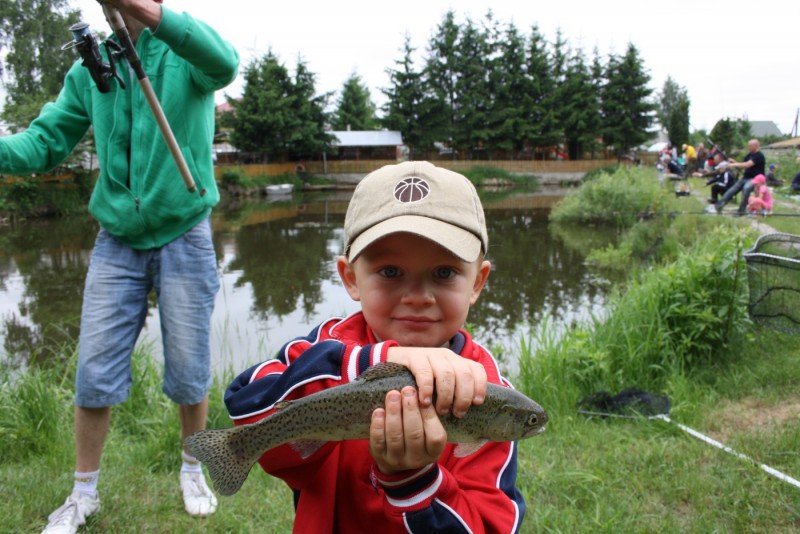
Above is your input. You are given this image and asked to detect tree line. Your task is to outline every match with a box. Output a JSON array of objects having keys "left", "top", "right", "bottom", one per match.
[
  {"left": 224, "top": 10, "right": 658, "bottom": 162},
  {"left": 3, "top": 4, "right": 676, "bottom": 164}
]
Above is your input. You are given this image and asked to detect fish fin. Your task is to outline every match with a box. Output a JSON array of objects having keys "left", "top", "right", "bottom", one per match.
[
  {"left": 289, "top": 439, "right": 328, "bottom": 459},
  {"left": 184, "top": 427, "right": 257, "bottom": 496},
  {"left": 361, "top": 362, "right": 414, "bottom": 382},
  {"left": 453, "top": 440, "right": 489, "bottom": 457}
]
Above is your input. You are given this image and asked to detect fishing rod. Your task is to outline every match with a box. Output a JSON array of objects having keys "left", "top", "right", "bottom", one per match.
[
  {"left": 578, "top": 390, "right": 800, "bottom": 491},
  {"left": 666, "top": 211, "right": 800, "bottom": 218},
  {"left": 63, "top": 1, "right": 201, "bottom": 195}
]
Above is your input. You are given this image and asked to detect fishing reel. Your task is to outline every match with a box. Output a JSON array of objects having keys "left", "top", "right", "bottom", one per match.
[{"left": 62, "top": 22, "right": 125, "bottom": 93}]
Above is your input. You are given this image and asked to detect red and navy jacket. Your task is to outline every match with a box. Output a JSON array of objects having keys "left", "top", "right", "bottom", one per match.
[{"left": 225, "top": 312, "right": 528, "bottom": 533}]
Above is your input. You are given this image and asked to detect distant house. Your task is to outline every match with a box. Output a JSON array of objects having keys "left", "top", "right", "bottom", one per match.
[
  {"left": 330, "top": 130, "right": 404, "bottom": 160},
  {"left": 211, "top": 106, "right": 405, "bottom": 162},
  {"left": 748, "top": 121, "right": 783, "bottom": 138},
  {"left": 764, "top": 136, "right": 800, "bottom": 149},
  {"left": 763, "top": 136, "right": 800, "bottom": 159},
  {"left": 213, "top": 101, "right": 237, "bottom": 163}
]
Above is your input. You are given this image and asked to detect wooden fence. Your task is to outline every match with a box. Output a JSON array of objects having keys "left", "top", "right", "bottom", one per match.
[
  {"left": 2, "top": 157, "right": 655, "bottom": 185},
  {"left": 213, "top": 158, "right": 634, "bottom": 180}
]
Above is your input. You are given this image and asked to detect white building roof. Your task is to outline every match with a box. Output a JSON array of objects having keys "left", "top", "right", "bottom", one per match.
[{"left": 332, "top": 130, "right": 403, "bottom": 147}]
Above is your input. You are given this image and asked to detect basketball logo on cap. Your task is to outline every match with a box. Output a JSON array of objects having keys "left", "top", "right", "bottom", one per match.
[{"left": 394, "top": 177, "right": 430, "bottom": 203}]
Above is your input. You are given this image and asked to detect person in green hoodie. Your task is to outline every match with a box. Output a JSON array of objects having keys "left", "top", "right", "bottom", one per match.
[{"left": 0, "top": 1, "right": 238, "bottom": 532}]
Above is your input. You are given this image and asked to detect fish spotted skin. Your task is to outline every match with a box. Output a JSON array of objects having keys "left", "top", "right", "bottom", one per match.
[{"left": 185, "top": 362, "right": 547, "bottom": 496}]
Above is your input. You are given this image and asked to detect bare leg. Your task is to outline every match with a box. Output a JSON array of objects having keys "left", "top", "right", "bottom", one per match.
[
  {"left": 75, "top": 405, "right": 111, "bottom": 473},
  {"left": 179, "top": 395, "right": 209, "bottom": 453}
]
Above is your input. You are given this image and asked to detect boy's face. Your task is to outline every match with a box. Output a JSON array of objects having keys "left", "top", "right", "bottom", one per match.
[{"left": 337, "top": 233, "right": 491, "bottom": 348}]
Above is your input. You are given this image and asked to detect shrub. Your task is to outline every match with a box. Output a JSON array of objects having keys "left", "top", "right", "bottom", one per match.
[
  {"left": 221, "top": 168, "right": 247, "bottom": 188},
  {"left": 549, "top": 167, "right": 659, "bottom": 227}
]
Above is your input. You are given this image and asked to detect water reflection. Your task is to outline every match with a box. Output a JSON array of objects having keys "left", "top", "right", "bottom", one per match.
[
  {"left": 0, "top": 188, "right": 615, "bottom": 376},
  {"left": 474, "top": 210, "right": 610, "bottom": 352}
]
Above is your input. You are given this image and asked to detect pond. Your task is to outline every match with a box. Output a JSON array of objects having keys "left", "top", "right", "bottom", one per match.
[{"left": 0, "top": 186, "right": 616, "bottom": 377}]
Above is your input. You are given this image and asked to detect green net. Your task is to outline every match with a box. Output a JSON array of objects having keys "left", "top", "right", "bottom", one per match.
[{"left": 744, "top": 233, "right": 800, "bottom": 334}]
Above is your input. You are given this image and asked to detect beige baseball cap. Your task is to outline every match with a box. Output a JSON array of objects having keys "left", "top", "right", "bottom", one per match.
[{"left": 343, "top": 161, "right": 488, "bottom": 263}]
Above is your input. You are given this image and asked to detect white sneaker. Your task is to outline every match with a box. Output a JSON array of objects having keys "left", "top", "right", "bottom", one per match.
[
  {"left": 180, "top": 471, "right": 218, "bottom": 517},
  {"left": 41, "top": 492, "right": 100, "bottom": 534}
]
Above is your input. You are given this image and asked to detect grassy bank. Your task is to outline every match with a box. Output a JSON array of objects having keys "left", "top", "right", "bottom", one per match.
[
  {"left": 517, "top": 166, "right": 800, "bottom": 531},
  {"left": 2, "top": 166, "right": 799, "bottom": 532}
]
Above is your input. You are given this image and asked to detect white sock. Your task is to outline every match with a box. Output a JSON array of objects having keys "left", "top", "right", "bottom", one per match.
[
  {"left": 73, "top": 469, "right": 99, "bottom": 499},
  {"left": 181, "top": 451, "right": 202, "bottom": 474}
]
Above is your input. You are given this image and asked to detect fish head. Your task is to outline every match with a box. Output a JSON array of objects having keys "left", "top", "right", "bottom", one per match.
[
  {"left": 520, "top": 405, "right": 548, "bottom": 438},
  {"left": 484, "top": 398, "right": 548, "bottom": 441}
]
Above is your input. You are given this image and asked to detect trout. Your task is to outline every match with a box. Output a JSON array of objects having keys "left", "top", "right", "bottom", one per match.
[{"left": 185, "top": 362, "right": 547, "bottom": 496}]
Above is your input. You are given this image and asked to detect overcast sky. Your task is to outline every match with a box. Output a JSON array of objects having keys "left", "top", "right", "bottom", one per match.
[{"left": 68, "top": 0, "right": 800, "bottom": 135}]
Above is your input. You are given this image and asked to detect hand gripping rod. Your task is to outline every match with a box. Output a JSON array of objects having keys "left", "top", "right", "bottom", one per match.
[{"left": 99, "top": 2, "right": 203, "bottom": 195}]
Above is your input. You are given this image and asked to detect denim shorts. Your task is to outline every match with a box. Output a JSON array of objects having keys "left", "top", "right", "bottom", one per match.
[{"left": 75, "top": 218, "right": 220, "bottom": 407}]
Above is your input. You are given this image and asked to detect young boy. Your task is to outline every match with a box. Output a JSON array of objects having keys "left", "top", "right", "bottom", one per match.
[{"left": 224, "top": 161, "right": 528, "bottom": 532}]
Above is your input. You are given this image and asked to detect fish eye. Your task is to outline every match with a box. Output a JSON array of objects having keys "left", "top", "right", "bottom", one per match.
[{"left": 527, "top": 414, "right": 539, "bottom": 426}]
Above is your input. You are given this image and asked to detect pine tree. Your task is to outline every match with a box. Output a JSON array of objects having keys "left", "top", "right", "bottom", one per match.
[
  {"left": 600, "top": 43, "right": 656, "bottom": 155},
  {"left": 667, "top": 95, "right": 690, "bottom": 150},
  {"left": 588, "top": 48, "right": 606, "bottom": 158},
  {"left": 487, "top": 21, "right": 531, "bottom": 156},
  {"left": 525, "top": 25, "right": 560, "bottom": 150},
  {"left": 559, "top": 49, "right": 601, "bottom": 159},
  {"left": 657, "top": 77, "right": 691, "bottom": 148},
  {"left": 450, "top": 15, "right": 493, "bottom": 157},
  {"left": 422, "top": 10, "right": 461, "bottom": 155},
  {"left": 710, "top": 118, "right": 736, "bottom": 153},
  {"left": 381, "top": 35, "right": 426, "bottom": 158},
  {"left": 289, "top": 59, "right": 335, "bottom": 158},
  {"left": 225, "top": 52, "right": 333, "bottom": 160},
  {"left": 331, "top": 72, "right": 378, "bottom": 131}
]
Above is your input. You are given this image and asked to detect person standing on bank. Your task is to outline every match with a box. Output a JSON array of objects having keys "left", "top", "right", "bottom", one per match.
[
  {"left": 714, "top": 139, "right": 766, "bottom": 214},
  {"left": 0, "top": 1, "right": 239, "bottom": 532}
]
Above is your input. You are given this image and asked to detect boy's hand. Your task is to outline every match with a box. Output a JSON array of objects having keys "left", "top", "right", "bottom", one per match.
[
  {"left": 369, "top": 387, "right": 447, "bottom": 474},
  {"left": 386, "top": 347, "right": 487, "bottom": 418}
]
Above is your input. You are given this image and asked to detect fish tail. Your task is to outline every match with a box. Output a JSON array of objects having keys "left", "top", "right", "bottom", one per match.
[{"left": 184, "top": 427, "right": 257, "bottom": 496}]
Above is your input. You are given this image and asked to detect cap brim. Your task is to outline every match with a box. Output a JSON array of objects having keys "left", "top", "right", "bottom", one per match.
[{"left": 347, "top": 215, "right": 482, "bottom": 263}]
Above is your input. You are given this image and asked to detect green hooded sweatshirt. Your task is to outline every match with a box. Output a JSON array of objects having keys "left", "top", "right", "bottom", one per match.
[{"left": 0, "top": 6, "right": 239, "bottom": 249}]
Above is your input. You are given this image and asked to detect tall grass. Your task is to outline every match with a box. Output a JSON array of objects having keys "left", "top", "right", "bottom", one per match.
[
  {"left": 0, "top": 346, "right": 297, "bottom": 532},
  {"left": 0, "top": 348, "right": 75, "bottom": 461},
  {"left": 522, "top": 236, "right": 752, "bottom": 404},
  {"left": 597, "top": 230, "right": 750, "bottom": 380}
]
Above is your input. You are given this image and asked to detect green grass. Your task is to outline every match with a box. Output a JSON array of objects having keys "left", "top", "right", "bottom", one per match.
[
  {"left": 460, "top": 165, "right": 530, "bottom": 185},
  {"left": 516, "top": 328, "right": 800, "bottom": 533}
]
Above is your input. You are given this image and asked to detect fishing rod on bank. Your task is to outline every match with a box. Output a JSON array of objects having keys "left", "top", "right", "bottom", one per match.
[
  {"left": 665, "top": 210, "right": 800, "bottom": 218},
  {"left": 61, "top": 1, "right": 202, "bottom": 195}
]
